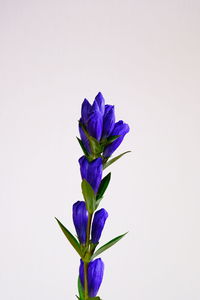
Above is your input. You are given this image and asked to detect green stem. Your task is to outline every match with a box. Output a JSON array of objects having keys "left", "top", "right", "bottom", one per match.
[
  {"left": 84, "top": 261, "right": 89, "bottom": 299},
  {"left": 84, "top": 213, "right": 93, "bottom": 300}
]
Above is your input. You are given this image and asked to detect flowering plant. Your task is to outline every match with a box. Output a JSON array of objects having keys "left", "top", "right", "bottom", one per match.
[{"left": 56, "top": 92, "right": 130, "bottom": 300}]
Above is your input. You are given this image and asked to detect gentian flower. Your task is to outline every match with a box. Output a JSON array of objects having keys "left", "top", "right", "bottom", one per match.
[
  {"left": 79, "top": 258, "right": 104, "bottom": 297},
  {"left": 102, "top": 105, "right": 115, "bottom": 139},
  {"left": 73, "top": 201, "right": 88, "bottom": 244},
  {"left": 95, "top": 92, "right": 105, "bottom": 115},
  {"left": 79, "top": 156, "right": 103, "bottom": 193},
  {"left": 103, "top": 120, "right": 130, "bottom": 157},
  {"left": 80, "top": 93, "right": 105, "bottom": 142},
  {"left": 81, "top": 99, "right": 92, "bottom": 124},
  {"left": 87, "top": 99, "right": 103, "bottom": 141},
  {"left": 92, "top": 208, "right": 108, "bottom": 244},
  {"left": 79, "top": 93, "right": 129, "bottom": 158}
]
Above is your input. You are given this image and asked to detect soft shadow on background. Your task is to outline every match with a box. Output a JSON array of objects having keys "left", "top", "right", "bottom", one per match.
[{"left": 0, "top": 1, "right": 200, "bottom": 299}]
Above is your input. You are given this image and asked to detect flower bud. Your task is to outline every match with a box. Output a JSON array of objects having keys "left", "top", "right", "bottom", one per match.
[
  {"left": 80, "top": 93, "right": 105, "bottom": 142},
  {"left": 102, "top": 105, "right": 115, "bottom": 138},
  {"left": 79, "top": 156, "right": 103, "bottom": 194},
  {"left": 94, "top": 92, "right": 105, "bottom": 115},
  {"left": 81, "top": 98, "right": 92, "bottom": 125},
  {"left": 92, "top": 208, "right": 108, "bottom": 244},
  {"left": 87, "top": 100, "right": 103, "bottom": 141},
  {"left": 79, "top": 258, "right": 104, "bottom": 297},
  {"left": 72, "top": 201, "right": 88, "bottom": 244},
  {"left": 103, "top": 120, "right": 130, "bottom": 157}
]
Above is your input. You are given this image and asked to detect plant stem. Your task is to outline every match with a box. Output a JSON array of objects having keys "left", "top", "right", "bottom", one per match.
[
  {"left": 84, "top": 212, "right": 93, "bottom": 300},
  {"left": 84, "top": 261, "right": 89, "bottom": 299}
]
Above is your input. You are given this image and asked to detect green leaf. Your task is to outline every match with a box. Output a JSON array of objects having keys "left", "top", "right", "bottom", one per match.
[
  {"left": 55, "top": 218, "right": 82, "bottom": 257},
  {"left": 79, "top": 122, "right": 102, "bottom": 155},
  {"left": 103, "top": 151, "right": 131, "bottom": 169},
  {"left": 96, "top": 173, "right": 111, "bottom": 208},
  {"left": 106, "top": 135, "right": 120, "bottom": 144},
  {"left": 97, "top": 172, "right": 111, "bottom": 200},
  {"left": 76, "top": 137, "right": 89, "bottom": 157},
  {"left": 91, "top": 232, "right": 128, "bottom": 260},
  {"left": 88, "top": 136, "right": 102, "bottom": 155},
  {"left": 78, "top": 277, "right": 84, "bottom": 300},
  {"left": 81, "top": 179, "right": 96, "bottom": 213}
]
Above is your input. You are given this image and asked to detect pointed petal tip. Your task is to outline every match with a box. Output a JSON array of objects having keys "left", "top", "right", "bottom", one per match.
[{"left": 96, "top": 91, "right": 103, "bottom": 98}]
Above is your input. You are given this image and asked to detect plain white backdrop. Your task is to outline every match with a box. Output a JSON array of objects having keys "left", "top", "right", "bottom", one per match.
[{"left": 0, "top": 1, "right": 200, "bottom": 299}]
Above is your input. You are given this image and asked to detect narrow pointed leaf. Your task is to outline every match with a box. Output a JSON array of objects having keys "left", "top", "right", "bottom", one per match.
[
  {"left": 76, "top": 137, "right": 89, "bottom": 157},
  {"left": 88, "top": 135, "right": 102, "bottom": 155},
  {"left": 55, "top": 218, "right": 82, "bottom": 257},
  {"left": 96, "top": 173, "right": 111, "bottom": 201},
  {"left": 78, "top": 277, "right": 84, "bottom": 300},
  {"left": 103, "top": 151, "right": 131, "bottom": 169},
  {"left": 81, "top": 179, "right": 96, "bottom": 213},
  {"left": 95, "top": 197, "right": 103, "bottom": 210},
  {"left": 101, "top": 135, "right": 120, "bottom": 147},
  {"left": 91, "top": 232, "right": 128, "bottom": 260},
  {"left": 79, "top": 122, "right": 102, "bottom": 155},
  {"left": 106, "top": 135, "right": 120, "bottom": 144}
]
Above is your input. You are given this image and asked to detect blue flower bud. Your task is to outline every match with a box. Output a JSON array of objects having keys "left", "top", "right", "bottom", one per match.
[
  {"left": 79, "top": 93, "right": 105, "bottom": 142},
  {"left": 103, "top": 120, "right": 130, "bottom": 157},
  {"left": 79, "top": 258, "right": 104, "bottom": 297},
  {"left": 72, "top": 201, "right": 88, "bottom": 244},
  {"left": 94, "top": 92, "right": 105, "bottom": 115},
  {"left": 79, "top": 156, "right": 103, "bottom": 194},
  {"left": 92, "top": 208, "right": 108, "bottom": 244},
  {"left": 81, "top": 99, "right": 92, "bottom": 124},
  {"left": 102, "top": 105, "right": 115, "bottom": 138},
  {"left": 87, "top": 100, "right": 103, "bottom": 141}
]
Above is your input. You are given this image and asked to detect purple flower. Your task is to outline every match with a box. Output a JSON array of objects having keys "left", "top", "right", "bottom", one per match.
[
  {"left": 79, "top": 258, "right": 104, "bottom": 297},
  {"left": 80, "top": 93, "right": 105, "bottom": 142},
  {"left": 79, "top": 156, "right": 103, "bottom": 194},
  {"left": 103, "top": 120, "right": 130, "bottom": 157},
  {"left": 102, "top": 105, "right": 115, "bottom": 139},
  {"left": 79, "top": 93, "right": 129, "bottom": 157},
  {"left": 92, "top": 208, "right": 108, "bottom": 244},
  {"left": 95, "top": 92, "right": 105, "bottom": 115},
  {"left": 73, "top": 201, "right": 88, "bottom": 244},
  {"left": 87, "top": 100, "right": 103, "bottom": 141},
  {"left": 81, "top": 99, "right": 92, "bottom": 125}
]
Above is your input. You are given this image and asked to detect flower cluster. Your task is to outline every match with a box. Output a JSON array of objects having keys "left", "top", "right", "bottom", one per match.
[
  {"left": 56, "top": 92, "right": 130, "bottom": 300},
  {"left": 73, "top": 201, "right": 108, "bottom": 246},
  {"left": 79, "top": 92, "right": 129, "bottom": 160}
]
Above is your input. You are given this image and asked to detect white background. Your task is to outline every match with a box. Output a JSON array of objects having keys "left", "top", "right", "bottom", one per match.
[{"left": 0, "top": 1, "right": 200, "bottom": 299}]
